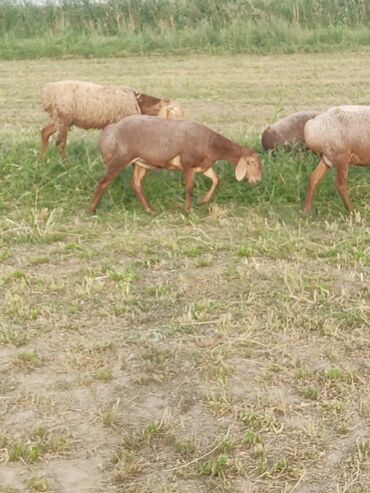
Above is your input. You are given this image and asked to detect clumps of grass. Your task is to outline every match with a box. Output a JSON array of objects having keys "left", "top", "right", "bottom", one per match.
[
  {"left": 295, "top": 366, "right": 353, "bottom": 402},
  {"left": 0, "top": 325, "right": 28, "bottom": 347},
  {"left": 112, "top": 416, "right": 174, "bottom": 481},
  {"left": 206, "top": 389, "right": 235, "bottom": 416},
  {"left": 95, "top": 367, "right": 113, "bottom": 382},
  {"left": 2, "top": 291, "right": 40, "bottom": 321},
  {"left": 1, "top": 269, "right": 27, "bottom": 286},
  {"left": 243, "top": 430, "right": 262, "bottom": 447},
  {"left": 7, "top": 441, "right": 41, "bottom": 463},
  {"left": 111, "top": 420, "right": 172, "bottom": 482},
  {"left": 172, "top": 437, "right": 198, "bottom": 460},
  {"left": 15, "top": 350, "right": 41, "bottom": 370},
  {"left": 303, "top": 386, "right": 319, "bottom": 401},
  {"left": 270, "top": 457, "right": 292, "bottom": 477},
  {"left": 66, "top": 340, "right": 115, "bottom": 372},
  {"left": 108, "top": 268, "right": 139, "bottom": 284},
  {"left": 197, "top": 451, "right": 247, "bottom": 489},
  {"left": 337, "top": 440, "right": 370, "bottom": 489},
  {"left": 129, "top": 420, "right": 168, "bottom": 449},
  {"left": 240, "top": 409, "right": 279, "bottom": 434},
  {"left": 141, "top": 346, "right": 172, "bottom": 367},
  {"left": 29, "top": 255, "right": 50, "bottom": 266},
  {"left": 131, "top": 343, "right": 180, "bottom": 385},
  {"left": 27, "top": 476, "right": 48, "bottom": 492},
  {"left": 0, "top": 247, "right": 11, "bottom": 262},
  {"left": 101, "top": 403, "right": 121, "bottom": 429},
  {"left": 112, "top": 449, "right": 148, "bottom": 482},
  {"left": 198, "top": 454, "right": 229, "bottom": 478},
  {"left": 3, "top": 426, "right": 71, "bottom": 464}
]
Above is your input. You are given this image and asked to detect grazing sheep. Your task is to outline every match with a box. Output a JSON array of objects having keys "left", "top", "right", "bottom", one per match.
[
  {"left": 303, "top": 105, "right": 370, "bottom": 211},
  {"left": 90, "top": 115, "right": 262, "bottom": 214},
  {"left": 40, "top": 80, "right": 184, "bottom": 160},
  {"left": 261, "top": 111, "right": 320, "bottom": 151}
]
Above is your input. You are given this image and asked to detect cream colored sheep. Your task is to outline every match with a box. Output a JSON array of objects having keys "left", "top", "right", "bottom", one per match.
[
  {"left": 40, "top": 80, "right": 184, "bottom": 160},
  {"left": 304, "top": 105, "right": 370, "bottom": 211}
]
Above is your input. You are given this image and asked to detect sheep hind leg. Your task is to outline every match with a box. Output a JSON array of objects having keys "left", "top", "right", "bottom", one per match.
[
  {"left": 199, "top": 167, "right": 219, "bottom": 204},
  {"left": 131, "top": 164, "right": 155, "bottom": 214},
  {"left": 39, "top": 123, "right": 57, "bottom": 160},
  {"left": 335, "top": 162, "right": 353, "bottom": 212},
  {"left": 55, "top": 125, "right": 69, "bottom": 163},
  {"left": 89, "top": 160, "right": 128, "bottom": 214},
  {"left": 184, "top": 168, "right": 195, "bottom": 213},
  {"left": 304, "top": 159, "right": 328, "bottom": 211}
]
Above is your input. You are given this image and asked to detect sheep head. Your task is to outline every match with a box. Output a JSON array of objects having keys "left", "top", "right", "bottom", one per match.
[
  {"left": 235, "top": 153, "right": 262, "bottom": 185},
  {"left": 158, "top": 99, "right": 184, "bottom": 120}
]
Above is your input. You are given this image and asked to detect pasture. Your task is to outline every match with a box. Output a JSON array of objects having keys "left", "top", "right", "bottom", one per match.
[{"left": 0, "top": 53, "right": 369, "bottom": 493}]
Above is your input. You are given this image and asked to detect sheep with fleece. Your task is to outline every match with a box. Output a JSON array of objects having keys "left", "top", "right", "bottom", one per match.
[
  {"left": 90, "top": 115, "right": 262, "bottom": 214},
  {"left": 261, "top": 111, "right": 320, "bottom": 151},
  {"left": 40, "top": 80, "right": 184, "bottom": 160},
  {"left": 303, "top": 105, "right": 370, "bottom": 212}
]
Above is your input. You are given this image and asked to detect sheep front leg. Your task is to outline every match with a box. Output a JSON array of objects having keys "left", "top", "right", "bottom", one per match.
[
  {"left": 39, "top": 123, "right": 57, "bottom": 160},
  {"left": 184, "top": 168, "right": 195, "bottom": 213},
  {"left": 304, "top": 159, "right": 328, "bottom": 211},
  {"left": 89, "top": 162, "right": 127, "bottom": 214},
  {"left": 131, "top": 164, "right": 155, "bottom": 213},
  {"left": 199, "top": 167, "right": 219, "bottom": 204},
  {"left": 335, "top": 162, "right": 353, "bottom": 212}
]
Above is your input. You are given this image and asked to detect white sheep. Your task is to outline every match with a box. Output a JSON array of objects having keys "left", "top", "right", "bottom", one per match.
[
  {"left": 303, "top": 105, "right": 370, "bottom": 211},
  {"left": 40, "top": 80, "right": 184, "bottom": 160},
  {"left": 261, "top": 111, "right": 320, "bottom": 150}
]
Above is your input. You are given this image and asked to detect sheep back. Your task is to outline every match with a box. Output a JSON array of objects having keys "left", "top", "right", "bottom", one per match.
[
  {"left": 304, "top": 105, "right": 370, "bottom": 166},
  {"left": 99, "top": 115, "right": 214, "bottom": 165},
  {"left": 42, "top": 80, "right": 141, "bottom": 130}
]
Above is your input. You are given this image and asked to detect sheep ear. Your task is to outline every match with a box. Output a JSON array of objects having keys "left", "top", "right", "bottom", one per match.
[{"left": 235, "top": 157, "right": 248, "bottom": 181}]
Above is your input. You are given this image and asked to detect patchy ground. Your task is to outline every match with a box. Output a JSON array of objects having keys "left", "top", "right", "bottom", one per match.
[{"left": 0, "top": 53, "right": 369, "bottom": 493}]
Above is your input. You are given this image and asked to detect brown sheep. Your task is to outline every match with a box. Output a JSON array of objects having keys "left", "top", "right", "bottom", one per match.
[
  {"left": 262, "top": 111, "right": 320, "bottom": 151},
  {"left": 90, "top": 115, "right": 262, "bottom": 214}
]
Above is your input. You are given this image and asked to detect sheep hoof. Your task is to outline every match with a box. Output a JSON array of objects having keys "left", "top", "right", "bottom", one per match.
[
  {"left": 198, "top": 197, "right": 209, "bottom": 205},
  {"left": 145, "top": 207, "right": 156, "bottom": 215}
]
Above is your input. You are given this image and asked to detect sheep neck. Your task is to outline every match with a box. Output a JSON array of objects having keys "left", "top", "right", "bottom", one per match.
[{"left": 210, "top": 132, "right": 252, "bottom": 165}]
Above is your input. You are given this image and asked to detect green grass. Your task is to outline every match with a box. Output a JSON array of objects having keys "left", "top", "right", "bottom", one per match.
[
  {"left": 1, "top": 0, "right": 370, "bottom": 59},
  {"left": 0, "top": 138, "right": 368, "bottom": 223}
]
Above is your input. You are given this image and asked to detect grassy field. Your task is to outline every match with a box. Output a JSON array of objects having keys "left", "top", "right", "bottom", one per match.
[{"left": 0, "top": 52, "right": 369, "bottom": 493}]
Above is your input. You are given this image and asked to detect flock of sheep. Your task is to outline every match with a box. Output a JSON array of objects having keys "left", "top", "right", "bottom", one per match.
[{"left": 40, "top": 80, "right": 370, "bottom": 214}]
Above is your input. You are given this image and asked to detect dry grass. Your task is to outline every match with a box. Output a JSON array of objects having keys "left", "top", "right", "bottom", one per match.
[{"left": 0, "top": 53, "right": 369, "bottom": 493}]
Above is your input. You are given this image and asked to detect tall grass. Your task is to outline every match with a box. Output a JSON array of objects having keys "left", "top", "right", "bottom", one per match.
[{"left": 0, "top": 0, "right": 370, "bottom": 59}]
